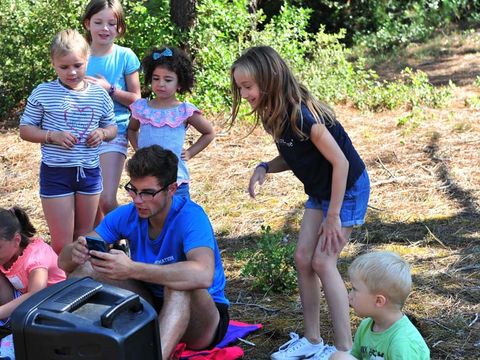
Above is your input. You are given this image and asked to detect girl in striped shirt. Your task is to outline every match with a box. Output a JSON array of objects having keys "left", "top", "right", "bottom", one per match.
[{"left": 19, "top": 29, "right": 117, "bottom": 254}]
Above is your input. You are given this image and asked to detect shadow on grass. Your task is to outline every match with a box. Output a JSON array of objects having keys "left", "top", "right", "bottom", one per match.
[{"left": 218, "top": 132, "right": 479, "bottom": 359}]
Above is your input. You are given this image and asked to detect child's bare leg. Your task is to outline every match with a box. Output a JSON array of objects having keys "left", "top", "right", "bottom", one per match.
[
  {"left": 74, "top": 193, "right": 100, "bottom": 240},
  {"left": 295, "top": 208, "right": 324, "bottom": 343},
  {"left": 42, "top": 196, "right": 75, "bottom": 254},
  {"left": 95, "top": 152, "right": 125, "bottom": 224},
  {"left": 312, "top": 227, "right": 353, "bottom": 351}
]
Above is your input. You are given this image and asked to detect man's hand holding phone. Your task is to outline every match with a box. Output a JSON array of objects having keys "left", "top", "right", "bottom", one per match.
[{"left": 85, "top": 236, "right": 108, "bottom": 260}]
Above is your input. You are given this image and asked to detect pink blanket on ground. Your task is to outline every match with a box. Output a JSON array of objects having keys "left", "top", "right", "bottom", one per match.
[{"left": 172, "top": 320, "right": 263, "bottom": 360}]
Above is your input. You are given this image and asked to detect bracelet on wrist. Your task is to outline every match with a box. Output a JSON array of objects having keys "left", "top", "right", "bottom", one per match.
[
  {"left": 45, "top": 130, "right": 53, "bottom": 144},
  {"left": 108, "top": 84, "right": 116, "bottom": 97},
  {"left": 256, "top": 162, "right": 269, "bottom": 173},
  {"left": 101, "top": 129, "right": 107, "bottom": 141}
]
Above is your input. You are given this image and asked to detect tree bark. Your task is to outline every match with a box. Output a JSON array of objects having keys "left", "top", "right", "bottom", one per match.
[{"left": 170, "top": 0, "right": 196, "bottom": 30}]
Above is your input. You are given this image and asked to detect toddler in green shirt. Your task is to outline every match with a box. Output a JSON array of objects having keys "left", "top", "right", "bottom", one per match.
[{"left": 331, "top": 251, "right": 430, "bottom": 360}]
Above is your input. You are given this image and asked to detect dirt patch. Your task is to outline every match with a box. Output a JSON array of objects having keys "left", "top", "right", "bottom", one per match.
[{"left": 374, "top": 30, "right": 480, "bottom": 86}]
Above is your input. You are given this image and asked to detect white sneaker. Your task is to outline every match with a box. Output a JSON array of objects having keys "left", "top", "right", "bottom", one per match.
[
  {"left": 309, "top": 345, "right": 337, "bottom": 360},
  {"left": 271, "top": 332, "right": 326, "bottom": 360}
]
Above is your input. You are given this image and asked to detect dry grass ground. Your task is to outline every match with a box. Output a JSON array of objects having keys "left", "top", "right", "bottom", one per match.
[{"left": 1, "top": 32, "right": 479, "bottom": 359}]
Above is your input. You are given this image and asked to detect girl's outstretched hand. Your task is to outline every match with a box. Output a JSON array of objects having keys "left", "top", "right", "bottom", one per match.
[
  {"left": 319, "top": 214, "right": 346, "bottom": 255},
  {"left": 50, "top": 130, "right": 78, "bottom": 149},
  {"left": 248, "top": 166, "right": 267, "bottom": 198}
]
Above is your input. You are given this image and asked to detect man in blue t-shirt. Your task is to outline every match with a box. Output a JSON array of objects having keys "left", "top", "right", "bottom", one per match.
[{"left": 59, "top": 145, "right": 229, "bottom": 359}]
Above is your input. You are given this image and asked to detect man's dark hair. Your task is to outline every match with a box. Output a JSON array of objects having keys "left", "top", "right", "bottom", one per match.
[{"left": 126, "top": 145, "right": 178, "bottom": 187}]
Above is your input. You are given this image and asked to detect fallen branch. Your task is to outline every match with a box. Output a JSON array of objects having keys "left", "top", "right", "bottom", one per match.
[
  {"left": 370, "top": 176, "right": 408, "bottom": 186},
  {"left": 233, "top": 302, "right": 280, "bottom": 313},
  {"left": 376, "top": 155, "right": 396, "bottom": 178},
  {"left": 424, "top": 224, "right": 449, "bottom": 249},
  {"left": 424, "top": 318, "right": 456, "bottom": 332}
]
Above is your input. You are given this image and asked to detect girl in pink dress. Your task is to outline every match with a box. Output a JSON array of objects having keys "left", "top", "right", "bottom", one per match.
[{"left": 128, "top": 46, "right": 215, "bottom": 199}]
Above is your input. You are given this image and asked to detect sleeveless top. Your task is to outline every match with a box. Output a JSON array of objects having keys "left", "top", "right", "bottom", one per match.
[{"left": 130, "top": 99, "right": 201, "bottom": 184}]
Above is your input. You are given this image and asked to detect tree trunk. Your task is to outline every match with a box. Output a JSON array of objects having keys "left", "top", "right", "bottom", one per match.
[{"left": 170, "top": 0, "right": 196, "bottom": 30}]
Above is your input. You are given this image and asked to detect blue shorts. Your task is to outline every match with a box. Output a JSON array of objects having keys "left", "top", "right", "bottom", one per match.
[
  {"left": 305, "top": 169, "right": 370, "bottom": 227},
  {"left": 39, "top": 163, "right": 103, "bottom": 198}
]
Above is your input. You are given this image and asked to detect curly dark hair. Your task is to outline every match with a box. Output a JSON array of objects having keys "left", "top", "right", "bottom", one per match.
[{"left": 142, "top": 46, "right": 194, "bottom": 94}]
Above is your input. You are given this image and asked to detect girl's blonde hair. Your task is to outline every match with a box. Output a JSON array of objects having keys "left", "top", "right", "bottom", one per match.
[
  {"left": 230, "top": 46, "right": 335, "bottom": 140},
  {"left": 50, "top": 29, "right": 90, "bottom": 60},
  {"left": 349, "top": 251, "right": 412, "bottom": 308},
  {"left": 82, "top": 0, "right": 126, "bottom": 44}
]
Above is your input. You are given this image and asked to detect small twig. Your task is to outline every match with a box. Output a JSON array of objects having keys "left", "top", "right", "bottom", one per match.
[
  {"left": 424, "top": 318, "right": 456, "bottom": 333},
  {"left": 452, "top": 265, "right": 480, "bottom": 273},
  {"left": 376, "top": 156, "right": 395, "bottom": 178},
  {"left": 419, "top": 165, "right": 435, "bottom": 177},
  {"left": 432, "top": 340, "right": 444, "bottom": 348},
  {"left": 468, "top": 313, "right": 479, "bottom": 327},
  {"left": 370, "top": 176, "right": 407, "bottom": 186},
  {"left": 237, "top": 337, "right": 256, "bottom": 346},
  {"left": 233, "top": 301, "right": 280, "bottom": 313},
  {"left": 457, "top": 138, "right": 480, "bottom": 145},
  {"left": 424, "top": 224, "right": 449, "bottom": 249}
]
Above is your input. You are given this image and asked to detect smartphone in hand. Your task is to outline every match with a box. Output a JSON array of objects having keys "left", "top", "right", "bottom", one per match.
[{"left": 85, "top": 236, "right": 108, "bottom": 259}]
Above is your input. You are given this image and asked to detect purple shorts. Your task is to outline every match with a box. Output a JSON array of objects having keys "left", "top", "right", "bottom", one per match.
[{"left": 39, "top": 163, "right": 103, "bottom": 198}]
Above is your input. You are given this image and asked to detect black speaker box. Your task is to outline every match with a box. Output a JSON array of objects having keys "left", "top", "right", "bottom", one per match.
[{"left": 11, "top": 277, "right": 161, "bottom": 360}]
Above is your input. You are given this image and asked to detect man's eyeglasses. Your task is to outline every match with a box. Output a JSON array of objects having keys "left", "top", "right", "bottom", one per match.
[{"left": 124, "top": 182, "right": 169, "bottom": 201}]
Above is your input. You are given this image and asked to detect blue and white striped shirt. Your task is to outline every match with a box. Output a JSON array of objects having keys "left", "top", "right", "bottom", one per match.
[{"left": 20, "top": 79, "right": 116, "bottom": 168}]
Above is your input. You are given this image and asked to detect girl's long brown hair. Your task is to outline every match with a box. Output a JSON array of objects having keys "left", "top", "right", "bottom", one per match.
[{"left": 230, "top": 46, "right": 335, "bottom": 140}]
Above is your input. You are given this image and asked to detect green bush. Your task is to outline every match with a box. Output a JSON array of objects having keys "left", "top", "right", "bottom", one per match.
[
  {"left": 0, "top": 0, "right": 455, "bottom": 122},
  {"left": 237, "top": 226, "right": 297, "bottom": 294},
  {"left": 0, "top": 0, "right": 83, "bottom": 116},
  {"left": 349, "top": 0, "right": 480, "bottom": 53},
  {"left": 354, "top": 68, "right": 454, "bottom": 111}
]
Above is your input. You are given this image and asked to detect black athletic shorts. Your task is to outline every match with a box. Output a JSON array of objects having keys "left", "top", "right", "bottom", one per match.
[{"left": 153, "top": 297, "right": 229, "bottom": 349}]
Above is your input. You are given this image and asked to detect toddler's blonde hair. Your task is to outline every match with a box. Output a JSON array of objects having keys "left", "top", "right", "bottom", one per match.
[{"left": 349, "top": 251, "right": 412, "bottom": 308}]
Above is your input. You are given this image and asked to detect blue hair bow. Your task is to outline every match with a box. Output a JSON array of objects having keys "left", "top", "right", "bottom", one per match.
[{"left": 152, "top": 48, "right": 173, "bottom": 60}]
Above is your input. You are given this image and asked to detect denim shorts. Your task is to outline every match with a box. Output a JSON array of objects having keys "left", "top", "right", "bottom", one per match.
[
  {"left": 305, "top": 169, "right": 370, "bottom": 227},
  {"left": 99, "top": 131, "right": 128, "bottom": 156},
  {"left": 39, "top": 163, "right": 103, "bottom": 198}
]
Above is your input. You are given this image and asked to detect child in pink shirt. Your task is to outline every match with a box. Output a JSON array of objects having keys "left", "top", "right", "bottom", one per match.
[{"left": 0, "top": 207, "right": 65, "bottom": 324}]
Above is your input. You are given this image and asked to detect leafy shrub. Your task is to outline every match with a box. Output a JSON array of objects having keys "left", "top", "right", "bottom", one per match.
[
  {"left": 345, "top": 0, "right": 480, "bottom": 53},
  {"left": 353, "top": 68, "right": 454, "bottom": 111},
  {"left": 0, "top": 0, "right": 456, "bottom": 122},
  {"left": 237, "top": 226, "right": 297, "bottom": 294},
  {"left": 0, "top": 0, "right": 83, "bottom": 116},
  {"left": 465, "top": 96, "right": 480, "bottom": 110}
]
